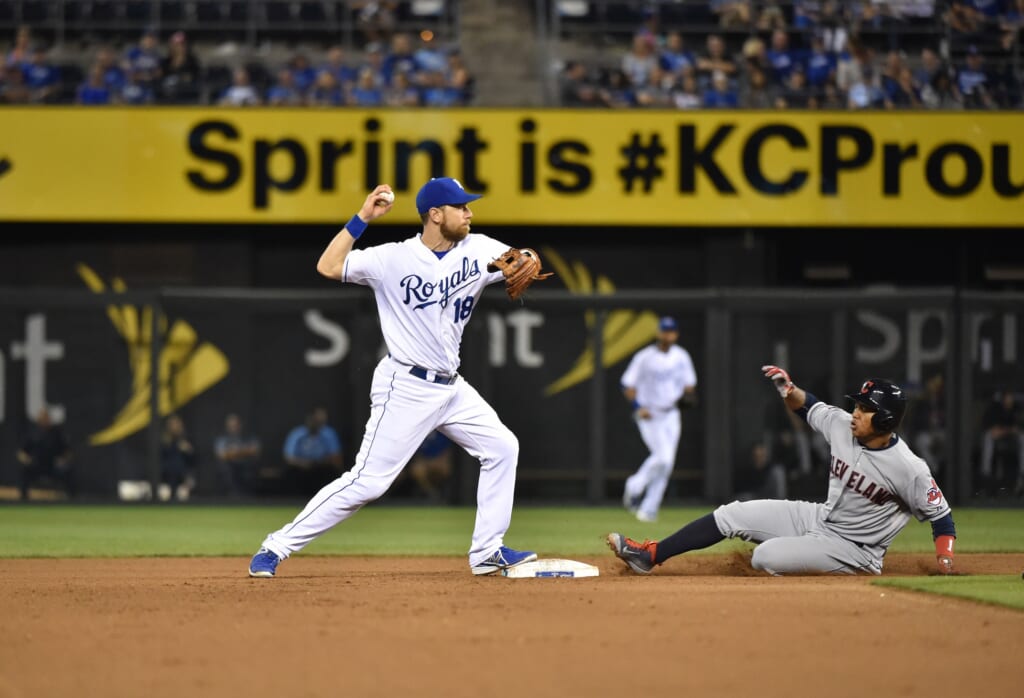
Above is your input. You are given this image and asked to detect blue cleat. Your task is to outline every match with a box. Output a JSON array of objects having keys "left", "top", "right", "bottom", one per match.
[
  {"left": 471, "top": 546, "right": 538, "bottom": 575},
  {"left": 248, "top": 547, "right": 281, "bottom": 578}
]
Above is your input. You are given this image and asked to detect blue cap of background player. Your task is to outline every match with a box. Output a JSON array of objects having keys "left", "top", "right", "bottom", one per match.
[
  {"left": 658, "top": 316, "right": 678, "bottom": 332},
  {"left": 416, "top": 177, "right": 483, "bottom": 214}
]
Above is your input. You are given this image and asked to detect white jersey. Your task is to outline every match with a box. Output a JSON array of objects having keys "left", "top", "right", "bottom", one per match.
[
  {"left": 621, "top": 344, "right": 697, "bottom": 411},
  {"left": 342, "top": 233, "right": 508, "bottom": 374},
  {"left": 807, "top": 401, "right": 951, "bottom": 549}
]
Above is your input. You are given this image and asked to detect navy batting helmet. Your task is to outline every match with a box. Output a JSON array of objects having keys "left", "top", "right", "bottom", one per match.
[{"left": 845, "top": 379, "right": 907, "bottom": 433}]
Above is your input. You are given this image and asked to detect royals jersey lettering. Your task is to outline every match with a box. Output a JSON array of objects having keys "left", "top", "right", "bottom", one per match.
[{"left": 343, "top": 233, "right": 507, "bottom": 374}]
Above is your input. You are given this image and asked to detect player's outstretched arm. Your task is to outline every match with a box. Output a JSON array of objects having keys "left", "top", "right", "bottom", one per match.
[
  {"left": 317, "top": 185, "right": 395, "bottom": 279},
  {"left": 761, "top": 365, "right": 807, "bottom": 410}
]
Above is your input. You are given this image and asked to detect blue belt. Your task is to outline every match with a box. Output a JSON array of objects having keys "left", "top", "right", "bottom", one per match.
[{"left": 408, "top": 365, "right": 458, "bottom": 385}]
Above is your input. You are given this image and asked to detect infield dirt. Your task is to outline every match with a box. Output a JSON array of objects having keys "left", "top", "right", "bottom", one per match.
[{"left": 2, "top": 553, "right": 1022, "bottom": 698}]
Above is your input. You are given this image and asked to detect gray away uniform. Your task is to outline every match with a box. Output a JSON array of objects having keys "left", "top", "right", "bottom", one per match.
[{"left": 714, "top": 401, "right": 951, "bottom": 575}]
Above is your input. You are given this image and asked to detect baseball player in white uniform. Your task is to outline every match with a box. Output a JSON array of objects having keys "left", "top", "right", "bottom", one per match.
[
  {"left": 620, "top": 316, "right": 698, "bottom": 522},
  {"left": 248, "top": 178, "right": 537, "bottom": 577},
  {"left": 608, "top": 365, "right": 959, "bottom": 576}
]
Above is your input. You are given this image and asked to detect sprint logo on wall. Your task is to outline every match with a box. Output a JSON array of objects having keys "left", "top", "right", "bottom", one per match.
[
  {"left": 539, "top": 248, "right": 659, "bottom": 396},
  {"left": 76, "top": 264, "right": 229, "bottom": 445}
]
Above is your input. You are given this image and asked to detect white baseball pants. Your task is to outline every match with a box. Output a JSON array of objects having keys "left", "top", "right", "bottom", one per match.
[
  {"left": 261, "top": 356, "right": 519, "bottom": 568},
  {"left": 624, "top": 408, "right": 681, "bottom": 519}
]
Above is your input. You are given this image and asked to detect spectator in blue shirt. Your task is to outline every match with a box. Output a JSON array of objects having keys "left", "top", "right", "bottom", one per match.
[
  {"left": 22, "top": 46, "right": 60, "bottom": 103},
  {"left": 283, "top": 407, "right": 343, "bottom": 494},
  {"left": 805, "top": 35, "right": 836, "bottom": 89},
  {"left": 766, "top": 29, "right": 801, "bottom": 85},
  {"left": 266, "top": 68, "right": 304, "bottom": 106},
  {"left": 95, "top": 45, "right": 126, "bottom": 93},
  {"left": 319, "top": 45, "right": 358, "bottom": 94},
  {"left": 123, "top": 29, "right": 162, "bottom": 90},
  {"left": 421, "top": 69, "right": 461, "bottom": 106},
  {"left": 880, "top": 50, "right": 906, "bottom": 104},
  {"left": 793, "top": 0, "right": 824, "bottom": 30},
  {"left": 351, "top": 66, "right": 384, "bottom": 105},
  {"left": 307, "top": 70, "right": 345, "bottom": 106},
  {"left": 76, "top": 64, "right": 112, "bottom": 105},
  {"left": 957, "top": 45, "right": 996, "bottom": 108},
  {"left": 703, "top": 71, "right": 739, "bottom": 108},
  {"left": 382, "top": 32, "right": 419, "bottom": 86},
  {"left": 288, "top": 52, "right": 318, "bottom": 95},
  {"left": 659, "top": 31, "right": 697, "bottom": 77}
]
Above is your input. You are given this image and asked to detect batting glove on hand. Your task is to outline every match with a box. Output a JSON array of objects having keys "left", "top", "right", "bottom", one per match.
[{"left": 762, "top": 365, "right": 795, "bottom": 398}]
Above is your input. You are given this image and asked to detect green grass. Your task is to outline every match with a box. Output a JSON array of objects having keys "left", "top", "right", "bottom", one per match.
[
  {"left": 1, "top": 505, "right": 1022, "bottom": 559},
  {"left": 874, "top": 575, "right": 1024, "bottom": 611}
]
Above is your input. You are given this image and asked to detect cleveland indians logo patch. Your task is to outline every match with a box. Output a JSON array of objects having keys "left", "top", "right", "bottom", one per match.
[{"left": 926, "top": 478, "right": 944, "bottom": 504}]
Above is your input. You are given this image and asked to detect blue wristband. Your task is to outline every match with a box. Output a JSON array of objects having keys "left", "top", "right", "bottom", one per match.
[
  {"left": 631, "top": 399, "right": 640, "bottom": 410},
  {"left": 346, "top": 214, "right": 368, "bottom": 239}
]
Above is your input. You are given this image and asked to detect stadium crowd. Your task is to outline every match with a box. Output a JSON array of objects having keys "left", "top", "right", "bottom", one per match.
[
  {"left": 0, "top": 22, "right": 473, "bottom": 106},
  {"left": 557, "top": 1, "right": 1023, "bottom": 109},
  {"left": 0, "top": 1, "right": 1022, "bottom": 108}
]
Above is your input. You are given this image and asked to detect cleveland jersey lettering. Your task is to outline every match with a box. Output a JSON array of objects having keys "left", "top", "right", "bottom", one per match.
[{"left": 809, "top": 401, "right": 949, "bottom": 548}]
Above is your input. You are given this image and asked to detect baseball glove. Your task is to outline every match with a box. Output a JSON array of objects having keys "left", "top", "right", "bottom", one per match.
[{"left": 487, "top": 248, "right": 554, "bottom": 301}]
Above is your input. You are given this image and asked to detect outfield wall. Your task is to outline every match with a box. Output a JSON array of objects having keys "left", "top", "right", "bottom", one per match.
[{"left": 1, "top": 286, "right": 1020, "bottom": 505}]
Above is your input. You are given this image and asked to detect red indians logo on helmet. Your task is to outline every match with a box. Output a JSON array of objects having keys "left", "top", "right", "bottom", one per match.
[
  {"left": 927, "top": 479, "right": 944, "bottom": 504},
  {"left": 861, "top": 381, "right": 874, "bottom": 394}
]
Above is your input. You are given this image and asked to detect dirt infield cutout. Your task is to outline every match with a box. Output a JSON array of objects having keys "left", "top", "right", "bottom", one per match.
[{"left": 2, "top": 554, "right": 1022, "bottom": 698}]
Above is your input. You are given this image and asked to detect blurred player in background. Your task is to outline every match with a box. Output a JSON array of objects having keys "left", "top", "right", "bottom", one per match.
[{"left": 620, "top": 316, "right": 698, "bottom": 522}]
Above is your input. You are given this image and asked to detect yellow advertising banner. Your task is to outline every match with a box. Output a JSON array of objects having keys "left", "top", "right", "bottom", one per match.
[{"left": 0, "top": 108, "right": 1021, "bottom": 226}]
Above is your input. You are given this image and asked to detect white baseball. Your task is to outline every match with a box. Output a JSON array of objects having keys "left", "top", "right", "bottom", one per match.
[{"left": 377, "top": 191, "right": 395, "bottom": 204}]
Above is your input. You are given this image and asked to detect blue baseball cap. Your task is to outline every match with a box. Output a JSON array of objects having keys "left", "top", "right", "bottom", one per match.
[
  {"left": 658, "top": 316, "right": 678, "bottom": 332},
  {"left": 416, "top": 177, "right": 482, "bottom": 214}
]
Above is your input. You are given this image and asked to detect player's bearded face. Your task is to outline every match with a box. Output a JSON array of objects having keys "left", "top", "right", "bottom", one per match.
[{"left": 439, "top": 204, "right": 472, "bottom": 242}]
